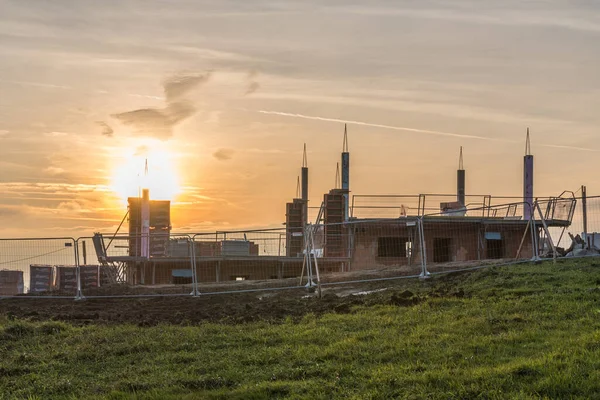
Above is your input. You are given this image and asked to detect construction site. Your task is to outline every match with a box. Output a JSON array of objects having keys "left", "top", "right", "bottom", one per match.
[{"left": 0, "top": 127, "right": 587, "bottom": 296}]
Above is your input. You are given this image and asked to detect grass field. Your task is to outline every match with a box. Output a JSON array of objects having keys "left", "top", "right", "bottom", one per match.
[{"left": 2, "top": 259, "right": 600, "bottom": 399}]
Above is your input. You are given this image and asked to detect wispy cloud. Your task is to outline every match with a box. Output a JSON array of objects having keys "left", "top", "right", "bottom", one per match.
[
  {"left": 244, "top": 70, "right": 261, "bottom": 95},
  {"left": 164, "top": 73, "right": 212, "bottom": 100},
  {"left": 245, "top": 81, "right": 260, "bottom": 95},
  {"left": 96, "top": 121, "right": 114, "bottom": 137},
  {"left": 213, "top": 148, "right": 235, "bottom": 161},
  {"left": 127, "top": 93, "right": 165, "bottom": 101},
  {"left": 43, "top": 166, "right": 66, "bottom": 176},
  {"left": 244, "top": 148, "right": 286, "bottom": 154},
  {"left": 210, "top": 146, "right": 284, "bottom": 161},
  {"left": 0, "top": 79, "right": 71, "bottom": 90},
  {"left": 0, "top": 181, "right": 124, "bottom": 236},
  {"left": 44, "top": 131, "right": 69, "bottom": 137},
  {"left": 134, "top": 145, "right": 149, "bottom": 156},
  {"left": 326, "top": 5, "right": 600, "bottom": 34},
  {"left": 0, "top": 182, "right": 112, "bottom": 194}
]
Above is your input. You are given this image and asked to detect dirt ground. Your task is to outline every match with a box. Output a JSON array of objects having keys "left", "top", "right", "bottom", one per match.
[
  {"left": 0, "top": 262, "right": 498, "bottom": 326},
  {"left": 0, "top": 275, "right": 469, "bottom": 326}
]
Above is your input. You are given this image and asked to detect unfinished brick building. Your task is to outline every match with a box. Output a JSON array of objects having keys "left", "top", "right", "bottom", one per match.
[{"left": 92, "top": 128, "right": 575, "bottom": 286}]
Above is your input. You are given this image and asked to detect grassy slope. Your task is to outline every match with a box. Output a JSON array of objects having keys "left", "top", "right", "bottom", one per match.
[{"left": 2, "top": 260, "right": 600, "bottom": 399}]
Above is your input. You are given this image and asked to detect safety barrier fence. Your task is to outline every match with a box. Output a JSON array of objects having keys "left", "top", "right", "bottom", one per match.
[
  {"left": 0, "top": 195, "right": 598, "bottom": 299},
  {"left": 350, "top": 193, "right": 559, "bottom": 219}
]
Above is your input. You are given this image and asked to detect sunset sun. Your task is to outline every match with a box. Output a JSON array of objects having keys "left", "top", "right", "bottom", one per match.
[{"left": 110, "top": 143, "right": 181, "bottom": 204}]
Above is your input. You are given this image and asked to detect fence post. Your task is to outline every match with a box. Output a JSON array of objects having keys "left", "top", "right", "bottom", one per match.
[
  {"left": 535, "top": 202, "right": 556, "bottom": 264},
  {"left": 302, "top": 224, "right": 317, "bottom": 288},
  {"left": 529, "top": 203, "right": 541, "bottom": 261},
  {"left": 190, "top": 235, "right": 200, "bottom": 296},
  {"left": 582, "top": 186, "right": 588, "bottom": 249},
  {"left": 310, "top": 227, "right": 322, "bottom": 298},
  {"left": 417, "top": 217, "right": 430, "bottom": 279},
  {"left": 306, "top": 225, "right": 314, "bottom": 288},
  {"left": 74, "top": 238, "right": 85, "bottom": 300}
]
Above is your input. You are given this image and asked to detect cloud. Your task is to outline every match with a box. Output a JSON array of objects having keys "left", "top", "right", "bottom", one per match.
[
  {"left": 96, "top": 121, "right": 114, "bottom": 137},
  {"left": 111, "top": 72, "right": 211, "bottom": 140},
  {"left": 112, "top": 102, "right": 196, "bottom": 140},
  {"left": 245, "top": 81, "right": 260, "bottom": 95},
  {"left": 48, "top": 153, "right": 72, "bottom": 164},
  {"left": 208, "top": 146, "right": 285, "bottom": 163},
  {"left": 204, "top": 110, "right": 222, "bottom": 125},
  {"left": 164, "top": 72, "right": 212, "bottom": 100},
  {"left": 0, "top": 205, "right": 25, "bottom": 218},
  {"left": 326, "top": 5, "right": 600, "bottom": 34},
  {"left": 57, "top": 201, "right": 83, "bottom": 211},
  {"left": 244, "top": 70, "right": 260, "bottom": 95},
  {"left": 128, "top": 93, "right": 164, "bottom": 101},
  {"left": 44, "top": 166, "right": 66, "bottom": 176},
  {"left": 134, "top": 145, "right": 149, "bottom": 156},
  {"left": 0, "top": 79, "right": 71, "bottom": 90},
  {"left": 44, "top": 131, "right": 68, "bottom": 137},
  {"left": 213, "top": 148, "right": 235, "bottom": 161}
]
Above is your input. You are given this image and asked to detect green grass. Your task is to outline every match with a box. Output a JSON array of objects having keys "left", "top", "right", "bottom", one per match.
[{"left": 3, "top": 259, "right": 600, "bottom": 399}]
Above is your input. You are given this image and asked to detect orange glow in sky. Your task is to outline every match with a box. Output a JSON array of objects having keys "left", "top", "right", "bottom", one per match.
[
  {"left": 110, "top": 142, "right": 181, "bottom": 204},
  {"left": 1, "top": 1, "right": 599, "bottom": 237}
]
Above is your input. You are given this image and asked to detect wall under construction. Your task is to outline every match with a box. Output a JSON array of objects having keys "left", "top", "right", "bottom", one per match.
[
  {"left": 350, "top": 219, "right": 534, "bottom": 270},
  {"left": 323, "top": 189, "right": 349, "bottom": 257},
  {"left": 128, "top": 257, "right": 347, "bottom": 285},
  {"left": 286, "top": 198, "right": 306, "bottom": 257}
]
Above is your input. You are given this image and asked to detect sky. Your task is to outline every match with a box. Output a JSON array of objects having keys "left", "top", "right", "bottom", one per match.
[{"left": 0, "top": 0, "right": 599, "bottom": 237}]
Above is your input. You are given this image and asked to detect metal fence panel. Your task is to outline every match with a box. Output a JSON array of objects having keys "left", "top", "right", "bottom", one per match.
[
  {"left": 0, "top": 238, "right": 77, "bottom": 297},
  {"left": 76, "top": 233, "right": 195, "bottom": 297}
]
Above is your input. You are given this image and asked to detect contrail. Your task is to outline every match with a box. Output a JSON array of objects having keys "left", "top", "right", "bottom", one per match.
[
  {"left": 257, "top": 110, "right": 506, "bottom": 141},
  {"left": 257, "top": 110, "right": 599, "bottom": 152},
  {"left": 539, "top": 144, "right": 599, "bottom": 153}
]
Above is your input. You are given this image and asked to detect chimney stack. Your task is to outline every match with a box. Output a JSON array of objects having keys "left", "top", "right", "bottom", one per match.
[
  {"left": 457, "top": 146, "right": 465, "bottom": 206},
  {"left": 301, "top": 144, "right": 308, "bottom": 226},
  {"left": 523, "top": 128, "right": 534, "bottom": 220},
  {"left": 341, "top": 124, "right": 350, "bottom": 220}
]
